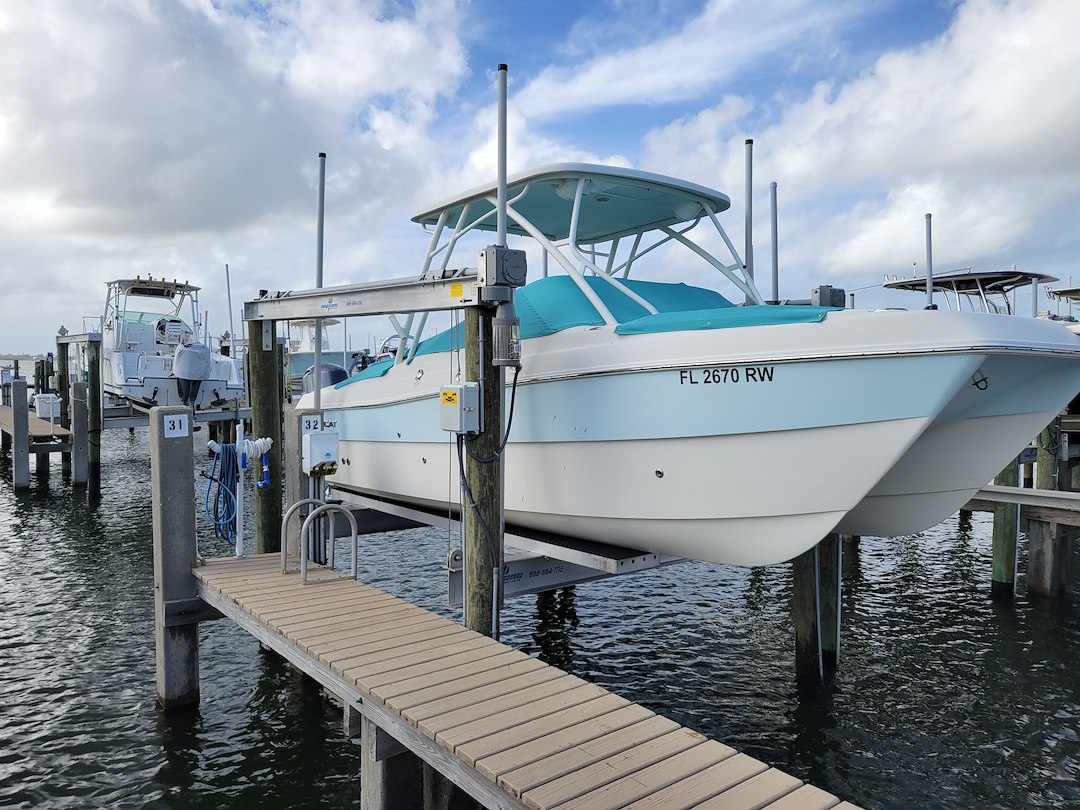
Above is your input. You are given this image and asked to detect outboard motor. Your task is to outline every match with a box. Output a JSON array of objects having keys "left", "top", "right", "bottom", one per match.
[
  {"left": 174, "top": 342, "right": 212, "bottom": 407},
  {"left": 302, "top": 363, "right": 348, "bottom": 394}
]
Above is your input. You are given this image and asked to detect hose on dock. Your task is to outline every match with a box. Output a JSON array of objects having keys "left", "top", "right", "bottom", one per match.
[{"left": 202, "top": 441, "right": 238, "bottom": 543}]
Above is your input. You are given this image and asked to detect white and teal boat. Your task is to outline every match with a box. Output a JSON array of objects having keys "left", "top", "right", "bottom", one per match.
[{"left": 298, "top": 164, "right": 1080, "bottom": 565}]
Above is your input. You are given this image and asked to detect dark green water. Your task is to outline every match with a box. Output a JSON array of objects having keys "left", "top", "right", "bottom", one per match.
[{"left": 1, "top": 428, "right": 1077, "bottom": 808}]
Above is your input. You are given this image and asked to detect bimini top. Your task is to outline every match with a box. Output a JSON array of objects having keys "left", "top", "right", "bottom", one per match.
[
  {"left": 109, "top": 277, "right": 201, "bottom": 298},
  {"left": 412, "top": 163, "right": 732, "bottom": 245},
  {"left": 883, "top": 268, "right": 1057, "bottom": 296}
]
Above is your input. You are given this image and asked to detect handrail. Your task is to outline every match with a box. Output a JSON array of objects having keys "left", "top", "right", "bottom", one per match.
[
  {"left": 299, "top": 504, "right": 359, "bottom": 583},
  {"left": 280, "top": 497, "right": 328, "bottom": 573}
]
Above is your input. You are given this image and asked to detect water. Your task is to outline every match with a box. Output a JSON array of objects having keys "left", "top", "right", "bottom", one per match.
[{"left": 1, "top": 429, "right": 1078, "bottom": 808}]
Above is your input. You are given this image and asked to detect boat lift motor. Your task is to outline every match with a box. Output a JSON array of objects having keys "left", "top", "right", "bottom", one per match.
[{"left": 479, "top": 246, "right": 526, "bottom": 369}]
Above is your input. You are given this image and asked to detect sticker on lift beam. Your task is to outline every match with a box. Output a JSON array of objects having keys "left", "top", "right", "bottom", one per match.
[
  {"left": 442, "top": 390, "right": 458, "bottom": 405},
  {"left": 449, "top": 282, "right": 463, "bottom": 298}
]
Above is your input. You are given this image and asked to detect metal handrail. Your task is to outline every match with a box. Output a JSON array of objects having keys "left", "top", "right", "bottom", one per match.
[
  {"left": 280, "top": 497, "right": 329, "bottom": 573},
  {"left": 299, "top": 504, "right": 359, "bottom": 583}
]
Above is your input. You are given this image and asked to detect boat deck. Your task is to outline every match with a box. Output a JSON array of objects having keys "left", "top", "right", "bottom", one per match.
[{"left": 195, "top": 554, "right": 859, "bottom": 810}]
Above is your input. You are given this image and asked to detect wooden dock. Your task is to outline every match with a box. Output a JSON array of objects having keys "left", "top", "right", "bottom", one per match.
[
  {"left": 0, "top": 403, "right": 72, "bottom": 447},
  {"left": 195, "top": 554, "right": 858, "bottom": 810}
]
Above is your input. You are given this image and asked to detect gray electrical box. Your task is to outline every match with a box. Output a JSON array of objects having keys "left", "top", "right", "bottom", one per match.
[
  {"left": 478, "top": 246, "right": 528, "bottom": 288},
  {"left": 440, "top": 383, "right": 480, "bottom": 433},
  {"left": 811, "top": 284, "right": 847, "bottom": 307}
]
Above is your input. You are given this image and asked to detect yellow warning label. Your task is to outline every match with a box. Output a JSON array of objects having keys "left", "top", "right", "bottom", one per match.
[
  {"left": 450, "top": 282, "right": 463, "bottom": 297},
  {"left": 441, "top": 391, "right": 458, "bottom": 405}
]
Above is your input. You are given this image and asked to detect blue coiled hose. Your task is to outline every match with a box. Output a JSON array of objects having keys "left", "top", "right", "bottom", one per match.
[{"left": 204, "top": 444, "right": 238, "bottom": 543}]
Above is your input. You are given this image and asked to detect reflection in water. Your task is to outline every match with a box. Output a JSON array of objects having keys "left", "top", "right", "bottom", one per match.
[{"left": 531, "top": 587, "right": 580, "bottom": 672}]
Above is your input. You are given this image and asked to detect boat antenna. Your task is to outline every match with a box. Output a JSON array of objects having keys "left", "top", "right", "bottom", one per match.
[
  {"left": 744, "top": 139, "right": 754, "bottom": 303},
  {"left": 225, "top": 263, "right": 236, "bottom": 352},
  {"left": 497, "top": 64, "right": 508, "bottom": 248},
  {"left": 769, "top": 180, "right": 778, "bottom": 304},
  {"left": 925, "top": 213, "right": 937, "bottom": 310},
  {"left": 314, "top": 151, "right": 327, "bottom": 410}
]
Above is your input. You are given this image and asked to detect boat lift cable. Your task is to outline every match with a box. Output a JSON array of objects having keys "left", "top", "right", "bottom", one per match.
[
  {"left": 463, "top": 366, "right": 521, "bottom": 464},
  {"left": 456, "top": 434, "right": 500, "bottom": 565},
  {"left": 201, "top": 443, "right": 238, "bottom": 544}
]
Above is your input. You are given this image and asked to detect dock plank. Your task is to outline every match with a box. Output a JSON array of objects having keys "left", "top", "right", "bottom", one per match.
[
  {"left": 557, "top": 738, "right": 735, "bottom": 810},
  {"left": 518, "top": 728, "right": 706, "bottom": 810},
  {"left": 497, "top": 715, "right": 680, "bottom": 798},
  {"left": 191, "top": 554, "right": 858, "bottom": 810},
  {"left": 621, "top": 752, "right": 769, "bottom": 809},
  {"left": 693, "top": 769, "right": 803, "bottom": 809},
  {"left": 471, "top": 701, "right": 654, "bottom": 780}
]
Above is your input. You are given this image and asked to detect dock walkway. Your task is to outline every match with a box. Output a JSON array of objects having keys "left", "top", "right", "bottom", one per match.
[
  {"left": 195, "top": 554, "right": 857, "bottom": 810},
  {"left": 0, "top": 403, "right": 72, "bottom": 447}
]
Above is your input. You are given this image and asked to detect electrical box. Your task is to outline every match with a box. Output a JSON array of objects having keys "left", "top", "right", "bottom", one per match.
[
  {"left": 440, "top": 384, "right": 480, "bottom": 433},
  {"left": 811, "top": 284, "right": 847, "bottom": 308},
  {"left": 302, "top": 431, "right": 339, "bottom": 475},
  {"left": 478, "top": 246, "right": 528, "bottom": 288}
]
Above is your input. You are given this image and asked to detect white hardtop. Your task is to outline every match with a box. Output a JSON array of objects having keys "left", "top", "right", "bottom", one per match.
[
  {"left": 412, "top": 162, "right": 733, "bottom": 244},
  {"left": 108, "top": 277, "right": 201, "bottom": 298}
]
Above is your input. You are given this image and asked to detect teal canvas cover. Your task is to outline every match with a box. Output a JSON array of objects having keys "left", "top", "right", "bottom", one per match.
[{"left": 336, "top": 276, "right": 833, "bottom": 389}]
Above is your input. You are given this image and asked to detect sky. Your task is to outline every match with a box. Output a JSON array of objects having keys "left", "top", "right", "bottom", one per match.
[{"left": 2, "top": 0, "right": 1080, "bottom": 354}]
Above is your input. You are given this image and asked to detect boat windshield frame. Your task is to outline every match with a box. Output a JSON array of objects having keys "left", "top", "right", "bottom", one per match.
[{"left": 386, "top": 163, "right": 761, "bottom": 365}]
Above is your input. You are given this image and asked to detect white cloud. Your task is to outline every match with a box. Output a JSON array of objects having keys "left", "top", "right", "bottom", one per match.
[
  {"left": 640, "top": 0, "right": 1080, "bottom": 301},
  {"left": 0, "top": 0, "right": 469, "bottom": 353},
  {"left": 515, "top": 0, "right": 862, "bottom": 120}
]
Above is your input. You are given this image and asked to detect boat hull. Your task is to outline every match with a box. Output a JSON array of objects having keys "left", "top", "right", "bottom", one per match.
[
  {"left": 306, "top": 309, "right": 1080, "bottom": 565},
  {"left": 317, "top": 344, "right": 984, "bottom": 565},
  {"left": 838, "top": 352, "right": 1080, "bottom": 536}
]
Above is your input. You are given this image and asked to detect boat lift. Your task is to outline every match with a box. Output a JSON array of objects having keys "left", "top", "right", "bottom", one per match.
[{"left": 246, "top": 271, "right": 685, "bottom": 606}]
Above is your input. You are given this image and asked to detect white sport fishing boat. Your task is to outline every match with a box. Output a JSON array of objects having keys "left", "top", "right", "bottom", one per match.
[
  {"left": 98, "top": 277, "right": 245, "bottom": 410},
  {"left": 299, "top": 164, "right": 1080, "bottom": 565}
]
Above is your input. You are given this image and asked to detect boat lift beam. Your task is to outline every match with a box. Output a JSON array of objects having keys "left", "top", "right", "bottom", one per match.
[
  {"left": 243, "top": 272, "right": 483, "bottom": 322},
  {"left": 331, "top": 488, "right": 685, "bottom": 603}
]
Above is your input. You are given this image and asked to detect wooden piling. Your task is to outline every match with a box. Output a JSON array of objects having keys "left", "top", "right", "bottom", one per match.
[
  {"left": 11, "top": 378, "right": 30, "bottom": 489},
  {"left": 463, "top": 307, "right": 503, "bottom": 638},
  {"left": 86, "top": 337, "right": 102, "bottom": 497},
  {"left": 247, "top": 320, "right": 284, "bottom": 553},
  {"left": 990, "top": 457, "right": 1019, "bottom": 601},
  {"left": 360, "top": 714, "right": 423, "bottom": 810},
  {"left": 56, "top": 341, "right": 71, "bottom": 473},
  {"left": 151, "top": 406, "right": 200, "bottom": 709},
  {"left": 1027, "top": 519, "right": 1072, "bottom": 597},
  {"left": 71, "top": 382, "right": 88, "bottom": 485},
  {"left": 793, "top": 534, "right": 841, "bottom": 682}
]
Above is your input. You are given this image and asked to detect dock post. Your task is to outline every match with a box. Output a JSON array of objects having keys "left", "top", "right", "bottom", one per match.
[
  {"left": 463, "top": 307, "right": 503, "bottom": 638},
  {"left": 56, "top": 340, "right": 71, "bottom": 474},
  {"left": 12, "top": 378, "right": 30, "bottom": 490},
  {"left": 286, "top": 406, "right": 318, "bottom": 561},
  {"left": 71, "top": 382, "right": 89, "bottom": 485},
  {"left": 1027, "top": 519, "right": 1071, "bottom": 597},
  {"left": 359, "top": 714, "right": 422, "bottom": 810},
  {"left": 87, "top": 337, "right": 102, "bottom": 497},
  {"left": 151, "top": 405, "right": 200, "bottom": 709},
  {"left": 792, "top": 534, "right": 841, "bottom": 682},
  {"left": 1036, "top": 421, "right": 1057, "bottom": 490},
  {"left": 247, "top": 320, "right": 284, "bottom": 553},
  {"left": 990, "top": 457, "right": 1019, "bottom": 601}
]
